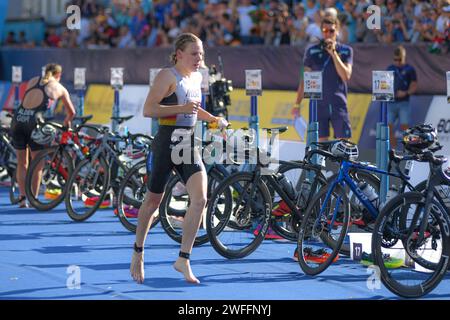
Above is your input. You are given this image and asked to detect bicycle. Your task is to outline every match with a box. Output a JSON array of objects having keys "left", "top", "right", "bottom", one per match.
[
  {"left": 372, "top": 150, "right": 450, "bottom": 298},
  {"left": 64, "top": 116, "right": 151, "bottom": 221},
  {"left": 295, "top": 139, "right": 445, "bottom": 276},
  {"left": 115, "top": 125, "right": 247, "bottom": 242},
  {"left": 0, "top": 112, "right": 19, "bottom": 204},
  {"left": 24, "top": 115, "right": 99, "bottom": 211},
  {"left": 203, "top": 126, "right": 342, "bottom": 259}
]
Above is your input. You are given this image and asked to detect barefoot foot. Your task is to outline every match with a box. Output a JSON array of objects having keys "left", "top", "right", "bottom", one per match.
[
  {"left": 130, "top": 251, "right": 145, "bottom": 284},
  {"left": 173, "top": 258, "right": 200, "bottom": 284}
]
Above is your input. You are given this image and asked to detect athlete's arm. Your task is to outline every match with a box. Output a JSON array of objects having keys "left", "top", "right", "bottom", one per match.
[
  {"left": 60, "top": 86, "right": 76, "bottom": 127},
  {"left": 197, "top": 108, "right": 217, "bottom": 122},
  {"left": 142, "top": 69, "right": 198, "bottom": 118}
]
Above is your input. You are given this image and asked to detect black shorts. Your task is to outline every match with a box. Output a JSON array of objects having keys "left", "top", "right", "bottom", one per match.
[
  {"left": 10, "top": 118, "right": 46, "bottom": 152},
  {"left": 146, "top": 125, "right": 204, "bottom": 194}
]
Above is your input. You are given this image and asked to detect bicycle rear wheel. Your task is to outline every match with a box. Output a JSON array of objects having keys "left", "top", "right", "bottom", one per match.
[
  {"left": 270, "top": 162, "right": 324, "bottom": 242},
  {"left": 65, "top": 157, "right": 110, "bottom": 221},
  {"left": 297, "top": 184, "right": 350, "bottom": 275},
  {"left": 115, "top": 160, "right": 159, "bottom": 232},
  {"left": 205, "top": 171, "right": 272, "bottom": 259},
  {"left": 9, "top": 168, "right": 20, "bottom": 205},
  {"left": 372, "top": 192, "right": 450, "bottom": 298},
  {"left": 25, "top": 147, "right": 73, "bottom": 211}
]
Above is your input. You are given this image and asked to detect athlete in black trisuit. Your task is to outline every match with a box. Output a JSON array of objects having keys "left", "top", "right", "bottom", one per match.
[
  {"left": 10, "top": 63, "right": 76, "bottom": 208},
  {"left": 130, "top": 33, "right": 228, "bottom": 284}
]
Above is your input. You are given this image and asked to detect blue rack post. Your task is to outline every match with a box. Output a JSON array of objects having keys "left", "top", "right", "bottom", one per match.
[
  {"left": 112, "top": 89, "right": 120, "bottom": 133},
  {"left": 249, "top": 95, "right": 260, "bottom": 147},
  {"left": 200, "top": 67, "right": 210, "bottom": 140},
  {"left": 379, "top": 101, "right": 390, "bottom": 205},
  {"left": 373, "top": 71, "right": 393, "bottom": 206}
]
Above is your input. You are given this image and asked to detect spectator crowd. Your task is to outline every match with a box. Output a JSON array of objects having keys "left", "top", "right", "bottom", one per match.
[{"left": 3, "top": 0, "right": 450, "bottom": 53}]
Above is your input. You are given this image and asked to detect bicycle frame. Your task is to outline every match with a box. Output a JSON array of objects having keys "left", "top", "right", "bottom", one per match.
[{"left": 322, "top": 159, "right": 415, "bottom": 222}]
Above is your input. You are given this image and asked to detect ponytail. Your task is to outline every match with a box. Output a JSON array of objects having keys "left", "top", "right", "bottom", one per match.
[{"left": 41, "top": 63, "right": 62, "bottom": 84}]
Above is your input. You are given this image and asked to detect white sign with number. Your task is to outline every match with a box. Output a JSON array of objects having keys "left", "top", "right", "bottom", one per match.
[
  {"left": 12, "top": 66, "right": 22, "bottom": 83},
  {"left": 111, "top": 67, "right": 124, "bottom": 89},
  {"left": 149, "top": 68, "right": 161, "bottom": 88},
  {"left": 245, "top": 69, "right": 262, "bottom": 96},
  {"left": 372, "top": 71, "right": 394, "bottom": 101},
  {"left": 74, "top": 68, "right": 86, "bottom": 90},
  {"left": 446, "top": 71, "right": 450, "bottom": 104},
  {"left": 200, "top": 67, "right": 210, "bottom": 94},
  {"left": 304, "top": 71, "right": 323, "bottom": 100}
]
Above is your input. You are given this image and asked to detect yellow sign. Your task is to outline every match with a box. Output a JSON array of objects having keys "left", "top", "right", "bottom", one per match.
[
  {"left": 228, "top": 89, "right": 372, "bottom": 143},
  {"left": 84, "top": 85, "right": 115, "bottom": 124}
]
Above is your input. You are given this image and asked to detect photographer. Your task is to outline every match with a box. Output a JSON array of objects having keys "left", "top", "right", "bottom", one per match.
[{"left": 293, "top": 16, "right": 353, "bottom": 142}]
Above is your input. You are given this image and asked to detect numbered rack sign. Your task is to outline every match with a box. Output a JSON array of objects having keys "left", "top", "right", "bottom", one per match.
[
  {"left": 12, "top": 66, "right": 22, "bottom": 83},
  {"left": 447, "top": 71, "right": 450, "bottom": 104},
  {"left": 304, "top": 71, "right": 323, "bottom": 100},
  {"left": 149, "top": 68, "right": 161, "bottom": 88},
  {"left": 372, "top": 71, "right": 394, "bottom": 101},
  {"left": 111, "top": 67, "right": 124, "bottom": 89},
  {"left": 74, "top": 68, "right": 86, "bottom": 90},
  {"left": 200, "top": 67, "right": 210, "bottom": 94},
  {"left": 245, "top": 69, "right": 262, "bottom": 96}
]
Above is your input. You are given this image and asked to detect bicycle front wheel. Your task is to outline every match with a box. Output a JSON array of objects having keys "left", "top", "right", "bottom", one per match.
[
  {"left": 372, "top": 192, "right": 450, "bottom": 298},
  {"left": 297, "top": 184, "right": 350, "bottom": 275}
]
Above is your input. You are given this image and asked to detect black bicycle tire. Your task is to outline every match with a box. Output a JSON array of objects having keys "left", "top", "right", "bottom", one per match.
[
  {"left": 205, "top": 171, "right": 272, "bottom": 259},
  {"left": 270, "top": 162, "right": 326, "bottom": 242},
  {"left": 159, "top": 167, "right": 226, "bottom": 246},
  {"left": 372, "top": 191, "right": 450, "bottom": 298},
  {"left": 8, "top": 168, "right": 20, "bottom": 205},
  {"left": 297, "top": 184, "right": 350, "bottom": 275},
  {"left": 25, "top": 146, "right": 73, "bottom": 211},
  {"left": 115, "top": 160, "right": 159, "bottom": 233},
  {"left": 65, "top": 156, "right": 110, "bottom": 221}
]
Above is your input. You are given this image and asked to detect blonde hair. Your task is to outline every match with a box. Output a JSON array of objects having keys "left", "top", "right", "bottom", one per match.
[
  {"left": 169, "top": 33, "right": 201, "bottom": 65},
  {"left": 42, "top": 63, "right": 62, "bottom": 84}
]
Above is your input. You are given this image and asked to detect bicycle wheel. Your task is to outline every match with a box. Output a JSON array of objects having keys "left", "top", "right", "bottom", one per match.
[
  {"left": 159, "top": 166, "right": 226, "bottom": 246},
  {"left": 8, "top": 168, "right": 20, "bottom": 205},
  {"left": 65, "top": 156, "right": 110, "bottom": 221},
  {"left": 372, "top": 192, "right": 450, "bottom": 298},
  {"left": 205, "top": 171, "right": 272, "bottom": 259},
  {"left": 297, "top": 184, "right": 350, "bottom": 275},
  {"left": 337, "top": 170, "right": 380, "bottom": 256},
  {"left": 270, "top": 162, "right": 325, "bottom": 242},
  {"left": 25, "top": 146, "right": 73, "bottom": 211},
  {"left": 115, "top": 160, "right": 159, "bottom": 233}
]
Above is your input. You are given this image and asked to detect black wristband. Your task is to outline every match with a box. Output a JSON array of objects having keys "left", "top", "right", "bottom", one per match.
[{"left": 134, "top": 243, "right": 143, "bottom": 253}]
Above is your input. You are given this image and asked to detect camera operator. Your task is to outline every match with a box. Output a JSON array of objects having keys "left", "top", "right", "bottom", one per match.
[{"left": 293, "top": 16, "right": 353, "bottom": 142}]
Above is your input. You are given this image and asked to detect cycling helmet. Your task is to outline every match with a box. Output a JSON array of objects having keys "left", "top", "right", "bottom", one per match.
[
  {"left": 402, "top": 124, "right": 438, "bottom": 154},
  {"left": 330, "top": 140, "right": 359, "bottom": 160},
  {"left": 0, "top": 110, "right": 12, "bottom": 128},
  {"left": 31, "top": 124, "right": 57, "bottom": 145}
]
